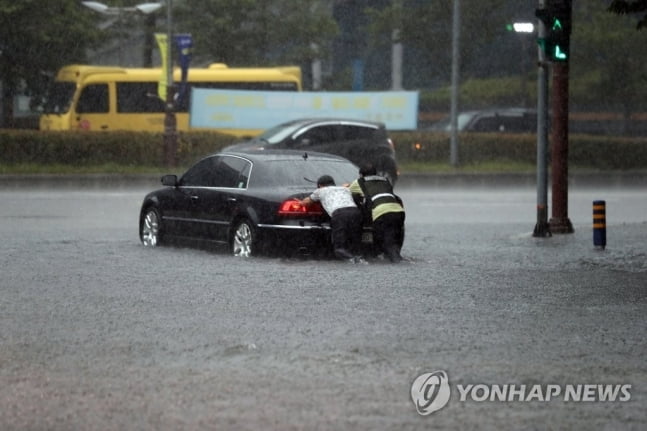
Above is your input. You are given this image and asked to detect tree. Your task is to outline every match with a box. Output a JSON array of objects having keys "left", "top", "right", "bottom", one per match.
[
  {"left": 608, "top": 0, "right": 647, "bottom": 28},
  {"left": 0, "top": 0, "right": 102, "bottom": 126},
  {"left": 173, "top": 0, "right": 339, "bottom": 68},
  {"left": 364, "top": 0, "right": 508, "bottom": 87},
  {"left": 572, "top": 2, "right": 647, "bottom": 128}
]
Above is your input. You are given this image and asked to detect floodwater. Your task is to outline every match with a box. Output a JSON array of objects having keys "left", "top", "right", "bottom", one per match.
[{"left": 1, "top": 178, "right": 646, "bottom": 430}]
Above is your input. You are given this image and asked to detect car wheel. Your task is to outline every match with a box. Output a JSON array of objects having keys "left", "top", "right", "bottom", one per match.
[
  {"left": 140, "top": 207, "right": 163, "bottom": 247},
  {"left": 231, "top": 219, "right": 257, "bottom": 257}
]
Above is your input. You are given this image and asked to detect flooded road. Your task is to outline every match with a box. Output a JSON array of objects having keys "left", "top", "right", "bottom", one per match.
[{"left": 1, "top": 178, "right": 646, "bottom": 430}]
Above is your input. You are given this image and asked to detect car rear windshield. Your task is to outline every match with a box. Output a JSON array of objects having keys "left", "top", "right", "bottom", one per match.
[
  {"left": 251, "top": 159, "right": 358, "bottom": 188},
  {"left": 256, "top": 122, "right": 304, "bottom": 144}
]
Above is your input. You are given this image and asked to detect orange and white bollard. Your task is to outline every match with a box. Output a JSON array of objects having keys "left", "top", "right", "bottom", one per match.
[{"left": 593, "top": 200, "right": 606, "bottom": 250}]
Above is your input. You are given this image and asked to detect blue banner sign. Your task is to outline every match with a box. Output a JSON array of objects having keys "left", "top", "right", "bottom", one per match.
[{"left": 189, "top": 89, "right": 419, "bottom": 131}]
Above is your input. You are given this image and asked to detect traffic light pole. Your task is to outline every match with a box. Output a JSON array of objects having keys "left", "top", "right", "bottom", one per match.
[
  {"left": 163, "top": 0, "right": 178, "bottom": 168},
  {"left": 549, "top": 61, "right": 574, "bottom": 233},
  {"left": 534, "top": 0, "right": 573, "bottom": 235},
  {"left": 449, "top": 0, "right": 461, "bottom": 167},
  {"left": 533, "top": 0, "right": 550, "bottom": 237}
]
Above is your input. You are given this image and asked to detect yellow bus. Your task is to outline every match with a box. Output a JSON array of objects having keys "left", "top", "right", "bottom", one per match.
[{"left": 39, "top": 63, "right": 302, "bottom": 136}]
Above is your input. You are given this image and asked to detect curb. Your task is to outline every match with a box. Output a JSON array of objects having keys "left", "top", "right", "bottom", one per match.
[
  {"left": 398, "top": 171, "right": 647, "bottom": 188},
  {"left": 1, "top": 172, "right": 646, "bottom": 189},
  {"left": 0, "top": 174, "right": 161, "bottom": 189}
]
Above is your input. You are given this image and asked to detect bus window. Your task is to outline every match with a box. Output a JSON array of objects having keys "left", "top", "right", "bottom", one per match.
[
  {"left": 77, "top": 84, "right": 109, "bottom": 113},
  {"left": 117, "top": 82, "right": 165, "bottom": 113},
  {"left": 42, "top": 82, "right": 75, "bottom": 114}
]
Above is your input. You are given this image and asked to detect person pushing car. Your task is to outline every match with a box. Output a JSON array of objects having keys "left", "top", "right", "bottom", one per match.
[
  {"left": 348, "top": 163, "right": 405, "bottom": 263},
  {"left": 298, "top": 175, "right": 364, "bottom": 263}
]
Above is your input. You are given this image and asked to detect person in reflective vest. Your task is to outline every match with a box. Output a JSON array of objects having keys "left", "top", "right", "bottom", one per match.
[{"left": 348, "top": 163, "right": 405, "bottom": 262}]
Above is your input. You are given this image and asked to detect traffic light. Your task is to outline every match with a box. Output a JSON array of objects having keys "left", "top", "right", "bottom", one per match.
[{"left": 535, "top": 0, "right": 572, "bottom": 62}]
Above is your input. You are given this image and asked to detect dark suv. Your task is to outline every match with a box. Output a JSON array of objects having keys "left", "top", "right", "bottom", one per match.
[
  {"left": 223, "top": 118, "right": 399, "bottom": 184},
  {"left": 429, "top": 108, "right": 537, "bottom": 133}
]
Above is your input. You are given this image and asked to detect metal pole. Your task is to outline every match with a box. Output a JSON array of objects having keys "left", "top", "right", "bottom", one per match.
[
  {"left": 143, "top": 13, "right": 155, "bottom": 67},
  {"left": 163, "top": 0, "right": 178, "bottom": 167},
  {"left": 391, "top": 29, "right": 403, "bottom": 91},
  {"left": 391, "top": 0, "right": 403, "bottom": 91},
  {"left": 547, "top": 0, "right": 573, "bottom": 233},
  {"left": 549, "top": 60, "right": 573, "bottom": 233},
  {"left": 533, "top": 0, "right": 551, "bottom": 237},
  {"left": 519, "top": 35, "right": 529, "bottom": 107},
  {"left": 118, "top": 8, "right": 123, "bottom": 65},
  {"left": 449, "top": 0, "right": 460, "bottom": 166},
  {"left": 166, "top": 0, "right": 173, "bottom": 93},
  {"left": 311, "top": 43, "right": 322, "bottom": 90}
]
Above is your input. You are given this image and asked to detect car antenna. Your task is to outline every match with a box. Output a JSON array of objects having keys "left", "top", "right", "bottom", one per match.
[
  {"left": 302, "top": 152, "right": 308, "bottom": 160},
  {"left": 303, "top": 177, "right": 316, "bottom": 183}
]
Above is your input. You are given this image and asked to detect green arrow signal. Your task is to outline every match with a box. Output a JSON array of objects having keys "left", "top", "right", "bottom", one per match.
[
  {"left": 554, "top": 44, "right": 567, "bottom": 60},
  {"left": 552, "top": 18, "right": 563, "bottom": 31}
]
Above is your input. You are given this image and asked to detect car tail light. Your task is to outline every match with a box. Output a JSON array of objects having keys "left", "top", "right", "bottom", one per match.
[{"left": 278, "top": 199, "right": 324, "bottom": 215}]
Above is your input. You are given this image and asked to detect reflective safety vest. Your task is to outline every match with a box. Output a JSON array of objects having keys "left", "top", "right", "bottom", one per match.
[{"left": 359, "top": 175, "right": 399, "bottom": 207}]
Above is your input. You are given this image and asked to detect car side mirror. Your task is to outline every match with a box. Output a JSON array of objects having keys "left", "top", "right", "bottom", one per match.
[{"left": 161, "top": 174, "right": 178, "bottom": 187}]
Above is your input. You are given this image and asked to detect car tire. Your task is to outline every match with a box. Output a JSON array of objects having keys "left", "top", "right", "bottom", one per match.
[
  {"left": 231, "top": 219, "right": 257, "bottom": 257},
  {"left": 140, "top": 207, "right": 164, "bottom": 247}
]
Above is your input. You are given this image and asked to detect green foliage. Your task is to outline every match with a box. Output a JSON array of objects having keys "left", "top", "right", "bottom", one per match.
[
  {"left": 174, "top": 0, "right": 339, "bottom": 66},
  {"left": 0, "top": 0, "right": 102, "bottom": 112},
  {"left": 2, "top": 129, "right": 647, "bottom": 173},
  {"left": 365, "top": 0, "right": 507, "bottom": 81},
  {"left": 390, "top": 130, "right": 647, "bottom": 170},
  {"left": 572, "top": 2, "right": 647, "bottom": 114},
  {"left": 608, "top": 0, "right": 647, "bottom": 29},
  {"left": 567, "top": 134, "right": 647, "bottom": 169},
  {"left": 418, "top": 89, "right": 451, "bottom": 113},
  {"left": 399, "top": 160, "right": 536, "bottom": 174},
  {"left": 419, "top": 76, "right": 537, "bottom": 112},
  {"left": 394, "top": 132, "right": 537, "bottom": 165},
  {"left": 460, "top": 77, "right": 537, "bottom": 108},
  {"left": 0, "top": 130, "right": 235, "bottom": 168}
]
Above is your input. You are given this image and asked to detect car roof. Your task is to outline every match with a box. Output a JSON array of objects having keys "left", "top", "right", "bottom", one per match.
[
  {"left": 464, "top": 107, "right": 537, "bottom": 117},
  {"left": 215, "top": 149, "right": 354, "bottom": 163},
  {"left": 269, "top": 117, "right": 386, "bottom": 129},
  {"left": 428, "top": 107, "right": 537, "bottom": 130}
]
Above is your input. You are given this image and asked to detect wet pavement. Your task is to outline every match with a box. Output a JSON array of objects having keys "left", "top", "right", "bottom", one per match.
[{"left": 0, "top": 175, "right": 645, "bottom": 430}]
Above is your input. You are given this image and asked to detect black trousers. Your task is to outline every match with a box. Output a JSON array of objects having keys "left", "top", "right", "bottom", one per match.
[
  {"left": 373, "top": 211, "right": 405, "bottom": 262},
  {"left": 330, "top": 207, "right": 362, "bottom": 259}
]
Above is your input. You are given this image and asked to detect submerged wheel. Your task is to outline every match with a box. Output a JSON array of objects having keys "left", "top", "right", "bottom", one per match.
[
  {"left": 231, "top": 219, "right": 257, "bottom": 257},
  {"left": 140, "top": 207, "right": 163, "bottom": 247}
]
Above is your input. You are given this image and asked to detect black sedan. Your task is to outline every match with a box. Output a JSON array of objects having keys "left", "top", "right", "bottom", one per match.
[{"left": 139, "top": 150, "right": 368, "bottom": 257}]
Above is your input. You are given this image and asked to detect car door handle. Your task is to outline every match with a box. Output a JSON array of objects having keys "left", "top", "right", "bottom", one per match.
[
  {"left": 227, "top": 197, "right": 237, "bottom": 203},
  {"left": 190, "top": 195, "right": 199, "bottom": 201}
]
